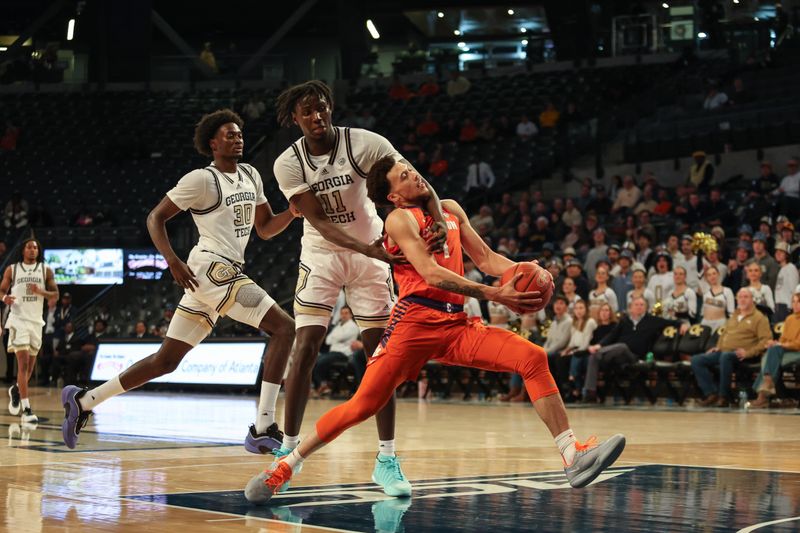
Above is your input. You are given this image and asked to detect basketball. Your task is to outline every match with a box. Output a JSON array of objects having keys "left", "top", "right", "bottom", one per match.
[{"left": 500, "top": 262, "right": 553, "bottom": 312}]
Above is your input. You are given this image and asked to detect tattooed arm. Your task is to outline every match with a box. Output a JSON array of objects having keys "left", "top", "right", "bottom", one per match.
[{"left": 384, "top": 208, "right": 542, "bottom": 311}]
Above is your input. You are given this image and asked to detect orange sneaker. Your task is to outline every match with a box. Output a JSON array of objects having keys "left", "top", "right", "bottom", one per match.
[{"left": 244, "top": 460, "right": 295, "bottom": 504}]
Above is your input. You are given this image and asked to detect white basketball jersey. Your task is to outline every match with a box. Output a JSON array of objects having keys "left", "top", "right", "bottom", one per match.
[
  {"left": 274, "top": 127, "right": 400, "bottom": 251},
  {"left": 167, "top": 163, "right": 267, "bottom": 264},
  {"left": 6, "top": 262, "right": 46, "bottom": 327}
]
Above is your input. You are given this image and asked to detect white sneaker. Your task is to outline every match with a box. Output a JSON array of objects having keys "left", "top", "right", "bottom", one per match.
[
  {"left": 8, "top": 385, "right": 21, "bottom": 416},
  {"left": 21, "top": 407, "right": 38, "bottom": 425}
]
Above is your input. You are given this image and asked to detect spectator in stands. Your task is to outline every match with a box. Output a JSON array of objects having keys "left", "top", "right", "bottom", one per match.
[
  {"left": 568, "top": 302, "right": 614, "bottom": 402},
  {"left": 584, "top": 296, "right": 688, "bottom": 402},
  {"left": 687, "top": 151, "right": 714, "bottom": 190},
  {"left": 3, "top": 192, "right": 29, "bottom": 230},
  {"left": 199, "top": 42, "right": 219, "bottom": 74},
  {"left": 417, "top": 75, "right": 440, "bottom": 97},
  {"left": 752, "top": 292, "right": 800, "bottom": 408},
  {"left": 515, "top": 222, "right": 532, "bottom": 251},
  {"left": 576, "top": 183, "right": 593, "bottom": 212},
  {"left": 446, "top": 70, "right": 471, "bottom": 97},
  {"left": 739, "top": 224, "right": 754, "bottom": 244},
  {"left": 611, "top": 250, "right": 635, "bottom": 305},
  {"left": 758, "top": 216, "right": 775, "bottom": 250},
  {"left": 441, "top": 117, "right": 460, "bottom": 144},
  {"left": 561, "top": 198, "right": 582, "bottom": 228},
  {"left": 564, "top": 259, "right": 590, "bottom": 300},
  {"left": 774, "top": 242, "right": 799, "bottom": 323},
  {"left": 463, "top": 258, "right": 483, "bottom": 284},
  {"left": 611, "top": 175, "right": 641, "bottom": 214},
  {"left": 529, "top": 217, "right": 551, "bottom": 253},
  {"left": 691, "top": 288, "right": 771, "bottom": 407},
  {"left": 752, "top": 161, "right": 780, "bottom": 196},
  {"left": 744, "top": 260, "right": 775, "bottom": 318},
  {"left": 312, "top": 306, "right": 360, "bottom": 396},
  {"left": 243, "top": 96, "right": 266, "bottom": 121},
  {"left": 516, "top": 114, "right": 538, "bottom": 140},
  {"left": 52, "top": 321, "right": 95, "bottom": 387},
  {"left": 469, "top": 205, "right": 494, "bottom": 236},
  {"left": 356, "top": 109, "right": 376, "bottom": 130},
  {"left": 726, "top": 241, "right": 752, "bottom": 293},
  {"left": 647, "top": 252, "right": 674, "bottom": 304},
  {"left": 477, "top": 118, "right": 496, "bottom": 142},
  {"left": 702, "top": 83, "right": 728, "bottom": 110},
  {"left": 416, "top": 111, "right": 440, "bottom": 137},
  {"left": 675, "top": 234, "right": 703, "bottom": 291},
  {"left": 561, "top": 276, "right": 582, "bottom": 312},
  {"left": 663, "top": 266, "right": 698, "bottom": 323},
  {"left": 675, "top": 193, "right": 707, "bottom": 228},
  {"left": 495, "top": 115, "right": 515, "bottom": 139},
  {"left": 728, "top": 77, "right": 754, "bottom": 106},
  {"left": 752, "top": 232, "right": 779, "bottom": 289},
  {"left": 428, "top": 144, "right": 448, "bottom": 177},
  {"left": 606, "top": 244, "right": 621, "bottom": 273},
  {"left": 633, "top": 184, "right": 657, "bottom": 215},
  {"left": 627, "top": 265, "right": 655, "bottom": 311},
  {"left": 556, "top": 299, "right": 595, "bottom": 396},
  {"left": 156, "top": 305, "right": 174, "bottom": 332},
  {"left": 539, "top": 102, "right": 560, "bottom": 130},
  {"left": 584, "top": 228, "right": 608, "bottom": 280},
  {"left": 459, "top": 118, "right": 478, "bottom": 143},
  {"left": 636, "top": 231, "right": 654, "bottom": 270},
  {"left": 778, "top": 222, "right": 797, "bottom": 254},
  {"left": 54, "top": 292, "right": 74, "bottom": 337},
  {"left": 388, "top": 75, "right": 413, "bottom": 101},
  {"left": 0, "top": 120, "right": 20, "bottom": 151},
  {"left": 543, "top": 294, "right": 573, "bottom": 385},
  {"left": 464, "top": 158, "right": 496, "bottom": 192},
  {"left": 586, "top": 185, "right": 612, "bottom": 217},
  {"left": 652, "top": 188, "right": 673, "bottom": 216},
  {"left": 773, "top": 157, "right": 800, "bottom": 213},
  {"left": 700, "top": 266, "right": 735, "bottom": 331},
  {"left": 588, "top": 265, "right": 618, "bottom": 320},
  {"left": 131, "top": 321, "right": 155, "bottom": 339},
  {"left": 705, "top": 188, "right": 733, "bottom": 228}
]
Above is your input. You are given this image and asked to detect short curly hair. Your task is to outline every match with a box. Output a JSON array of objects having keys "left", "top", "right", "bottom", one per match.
[
  {"left": 366, "top": 155, "right": 397, "bottom": 207},
  {"left": 193, "top": 109, "right": 244, "bottom": 157}
]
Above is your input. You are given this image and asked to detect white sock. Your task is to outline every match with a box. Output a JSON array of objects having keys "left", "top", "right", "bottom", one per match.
[
  {"left": 378, "top": 439, "right": 396, "bottom": 458},
  {"left": 80, "top": 376, "right": 125, "bottom": 411},
  {"left": 21, "top": 398, "right": 30, "bottom": 409},
  {"left": 555, "top": 429, "right": 577, "bottom": 466},
  {"left": 256, "top": 381, "right": 281, "bottom": 433},
  {"left": 281, "top": 448, "right": 304, "bottom": 469},
  {"left": 282, "top": 434, "right": 300, "bottom": 450}
]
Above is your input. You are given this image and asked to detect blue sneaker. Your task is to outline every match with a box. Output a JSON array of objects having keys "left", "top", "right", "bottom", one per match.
[
  {"left": 372, "top": 498, "right": 412, "bottom": 532},
  {"left": 372, "top": 455, "right": 412, "bottom": 497},
  {"left": 244, "top": 423, "right": 284, "bottom": 455},
  {"left": 61, "top": 385, "right": 92, "bottom": 449},
  {"left": 270, "top": 446, "right": 302, "bottom": 494}
]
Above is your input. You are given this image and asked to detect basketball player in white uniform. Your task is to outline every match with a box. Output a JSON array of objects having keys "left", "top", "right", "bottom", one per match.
[
  {"left": 60, "top": 109, "right": 300, "bottom": 449},
  {"left": 266, "top": 81, "right": 447, "bottom": 496},
  {"left": 0, "top": 238, "right": 59, "bottom": 424}
]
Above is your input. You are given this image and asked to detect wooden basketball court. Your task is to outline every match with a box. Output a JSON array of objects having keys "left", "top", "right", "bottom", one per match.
[{"left": 2, "top": 387, "right": 798, "bottom": 532}]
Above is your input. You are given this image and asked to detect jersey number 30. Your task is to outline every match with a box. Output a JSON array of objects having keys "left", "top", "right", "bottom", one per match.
[{"left": 233, "top": 204, "right": 253, "bottom": 226}]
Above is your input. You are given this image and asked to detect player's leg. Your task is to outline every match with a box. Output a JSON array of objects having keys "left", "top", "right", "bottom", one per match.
[
  {"left": 222, "top": 282, "right": 295, "bottom": 453},
  {"left": 445, "top": 321, "right": 626, "bottom": 488},
  {"left": 61, "top": 295, "right": 214, "bottom": 449},
  {"left": 346, "top": 257, "right": 411, "bottom": 496}
]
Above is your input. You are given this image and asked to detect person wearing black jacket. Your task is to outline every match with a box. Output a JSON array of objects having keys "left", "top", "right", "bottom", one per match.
[{"left": 583, "top": 296, "right": 688, "bottom": 399}]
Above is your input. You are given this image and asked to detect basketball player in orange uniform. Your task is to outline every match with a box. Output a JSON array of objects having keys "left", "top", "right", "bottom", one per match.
[{"left": 245, "top": 156, "right": 626, "bottom": 502}]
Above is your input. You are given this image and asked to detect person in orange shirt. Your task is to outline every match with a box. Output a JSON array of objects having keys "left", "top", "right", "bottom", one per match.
[
  {"left": 416, "top": 111, "right": 440, "bottom": 137},
  {"left": 459, "top": 117, "right": 478, "bottom": 142},
  {"left": 539, "top": 102, "right": 560, "bottom": 129},
  {"left": 245, "top": 156, "right": 626, "bottom": 503},
  {"left": 417, "top": 76, "right": 440, "bottom": 97}
]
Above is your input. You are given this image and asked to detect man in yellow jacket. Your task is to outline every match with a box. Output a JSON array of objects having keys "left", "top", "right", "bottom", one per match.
[
  {"left": 691, "top": 288, "right": 772, "bottom": 407},
  {"left": 751, "top": 292, "right": 800, "bottom": 408}
]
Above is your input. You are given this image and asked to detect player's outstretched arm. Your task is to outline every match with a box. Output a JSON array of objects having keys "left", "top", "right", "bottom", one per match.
[
  {"left": 441, "top": 199, "right": 516, "bottom": 277},
  {"left": 253, "top": 201, "right": 301, "bottom": 240},
  {"left": 290, "top": 190, "right": 398, "bottom": 263},
  {"left": 146, "top": 196, "right": 199, "bottom": 292},
  {"left": 401, "top": 158, "right": 447, "bottom": 252},
  {"left": 385, "top": 209, "right": 542, "bottom": 312},
  {"left": 0, "top": 266, "right": 14, "bottom": 306}
]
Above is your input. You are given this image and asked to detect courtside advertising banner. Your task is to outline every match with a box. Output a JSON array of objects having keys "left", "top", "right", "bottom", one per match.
[{"left": 91, "top": 341, "right": 265, "bottom": 385}]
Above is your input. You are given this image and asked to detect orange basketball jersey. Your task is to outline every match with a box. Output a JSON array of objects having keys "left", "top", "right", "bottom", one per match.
[{"left": 386, "top": 207, "right": 464, "bottom": 305}]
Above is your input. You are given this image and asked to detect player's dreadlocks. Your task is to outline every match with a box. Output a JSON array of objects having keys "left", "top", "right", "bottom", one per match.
[
  {"left": 366, "top": 155, "right": 396, "bottom": 207},
  {"left": 275, "top": 80, "right": 334, "bottom": 128},
  {"left": 193, "top": 109, "right": 244, "bottom": 157}
]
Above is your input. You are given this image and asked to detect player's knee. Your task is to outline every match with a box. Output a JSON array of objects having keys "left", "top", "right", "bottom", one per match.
[
  {"left": 348, "top": 398, "right": 381, "bottom": 423},
  {"left": 152, "top": 350, "right": 182, "bottom": 375},
  {"left": 272, "top": 316, "right": 296, "bottom": 343},
  {"left": 519, "top": 345, "right": 548, "bottom": 379}
]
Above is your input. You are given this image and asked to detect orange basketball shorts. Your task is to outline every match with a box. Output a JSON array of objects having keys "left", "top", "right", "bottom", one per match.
[{"left": 315, "top": 302, "right": 558, "bottom": 442}]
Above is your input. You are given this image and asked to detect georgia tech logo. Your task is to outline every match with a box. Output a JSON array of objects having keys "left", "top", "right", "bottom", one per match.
[
  {"left": 206, "top": 262, "right": 242, "bottom": 286},
  {"left": 688, "top": 324, "right": 705, "bottom": 336}
]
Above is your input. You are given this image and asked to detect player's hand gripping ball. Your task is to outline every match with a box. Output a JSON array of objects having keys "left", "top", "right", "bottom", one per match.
[{"left": 500, "top": 261, "right": 554, "bottom": 313}]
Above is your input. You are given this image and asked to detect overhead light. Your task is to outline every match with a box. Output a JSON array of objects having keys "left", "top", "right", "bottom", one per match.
[
  {"left": 458, "top": 41, "right": 467, "bottom": 48},
  {"left": 0, "top": 47, "right": 7, "bottom": 51},
  {"left": 520, "top": 27, "right": 527, "bottom": 33},
  {"left": 366, "top": 19, "right": 380, "bottom": 40},
  {"left": 697, "top": 31, "right": 708, "bottom": 39},
  {"left": 754, "top": 16, "right": 759, "bottom": 21},
  {"left": 733, "top": 0, "right": 739, "bottom": 3},
  {"left": 437, "top": 11, "right": 444, "bottom": 18},
  {"left": 67, "top": 18, "right": 75, "bottom": 41},
  {"left": 508, "top": 9, "right": 515, "bottom": 15},
  {"left": 662, "top": 2, "right": 669, "bottom": 8},
  {"left": 454, "top": 29, "right": 461, "bottom": 35},
  {"left": 521, "top": 39, "right": 528, "bottom": 45}
]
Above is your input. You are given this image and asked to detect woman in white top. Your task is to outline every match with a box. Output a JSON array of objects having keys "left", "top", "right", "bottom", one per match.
[
  {"left": 774, "top": 242, "right": 800, "bottom": 323},
  {"left": 662, "top": 266, "right": 697, "bottom": 323},
  {"left": 588, "top": 266, "right": 618, "bottom": 320},
  {"left": 627, "top": 265, "right": 656, "bottom": 311},
  {"left": 744, "top": 260, "right": 775, "bottom": 315},
  {"left": 647, "top": 253, "right": 675, "bottom": 305},
  {"left": 562, "top": 300, "right": 597, "bottom": 357},
  {"left": 700, "top": 265, "right": 734, "bottom": 332},
  {"left": 561, "top": 276, "right": 582, "bottom": 313}
]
